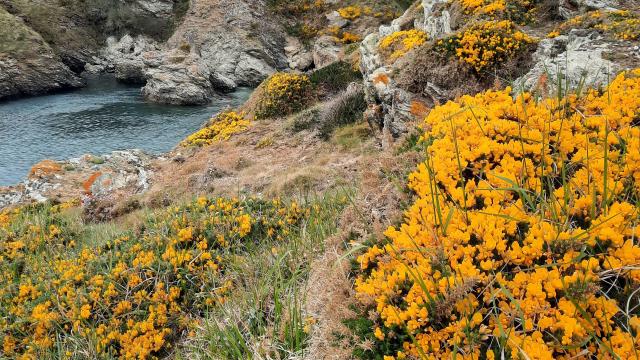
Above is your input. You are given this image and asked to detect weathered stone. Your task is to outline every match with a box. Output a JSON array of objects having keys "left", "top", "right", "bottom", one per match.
[
  {"left": 326, "top": 11, "right": 350, "bottom": 29},
  {"left": 285, "top": 37, "right": 314, "bottom": 71},
  {"left": 417, "top": 0, "right": 453, "bottom": 38},
  {"left": 94, "top": 35, "right": 160, "bottom": 84},
  {"left": 0, "top": 150, "right": 154, "bottom": 209},
  {"left": 515, "top": 30, "right": 620, "bottom": 94},
  {"left": 313, "top": 35, "right": 344, "bottom": 69},
  {"left": 559, "top": 0, "right": 619, "bottom": 19}
]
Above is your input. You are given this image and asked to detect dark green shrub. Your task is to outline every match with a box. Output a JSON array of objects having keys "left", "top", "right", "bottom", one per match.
[
  {"left": 310, "top": 61, "right": 363, "bottom": 95},
  {"left": 318, "top": 84, "right": 367, "bottom": 139}
]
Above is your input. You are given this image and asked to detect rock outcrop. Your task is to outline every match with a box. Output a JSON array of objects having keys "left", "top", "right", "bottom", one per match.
[
  {"left": 515, "top": 30, "right": 621, "bottom": 94},
  {"left": 0, "top": 0, "right": 189, "bottom": 100},
  {"left": 0, "top": 7, "right": 84, "bottom": 100},
  {"left": 0, "top": 150, "right": 154, "bottom": 209},
  {"left": 85, "top": 35, "right": 161, "bottom": 85},
  {"left": 360, "top": 3, "right": 442, "bottom": 143},
  {"left": 141, "top": 0, "right": 288, "bottom": 105}
]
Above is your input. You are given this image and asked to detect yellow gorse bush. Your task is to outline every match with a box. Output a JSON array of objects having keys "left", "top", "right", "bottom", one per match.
[
  {"left": 459, "top": 0, "right": 536, "bottom": 22},
  {"left": 356, "top": 69, "right": 640, "bottom": 359},
  {"left": 438, "top": 20, "right": 535, "bottom": 72},
  {"left": 183, "top": 111, "right": 250, "bottom": 146},
  {"left": 255, "top": 72, "right": 313, "bottom": 119},
  {"left": 1, "top": 197, "right": 308, "bottom": 358},
  {"left": 337, "top": 6, "right": 362, "bottom": 20},
  {"left": 379, "top": 30, "right": 428, "bottom": 61}
]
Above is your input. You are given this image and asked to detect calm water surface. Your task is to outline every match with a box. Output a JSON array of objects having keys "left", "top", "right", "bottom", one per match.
[{"left": 0, "top": 77, "right": 251, "bottom": 186}]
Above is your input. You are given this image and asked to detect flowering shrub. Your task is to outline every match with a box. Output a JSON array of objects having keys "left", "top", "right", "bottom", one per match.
[
  {"left": 337, "top": 6, "right": 362, "bottom": 20},
  {"left": 355, "top": 69, "right": 640, "bottom": 359},
  {"left": 183, "top": 111, "right": 250, "bottom": 146},
  {"left": 340, "top": 31, "right": 362, "bottom": 44},
  {"left": 255, "top": 72, "right": 313, "bottom": 119},
  {"left": 552, "top": 10, "right": 640, "bottom": 40},
  {"left": 438, "top": 20, "right": 535, "bottom": 72},
  {"left": 1, "top": 197, "right": 308, "bottom": 358},
  {"left": 459, "top": 0, "right": 537, "bottom": 23},
  {"left": 379, "top": 30, "right": 428, "bottom": 61}
]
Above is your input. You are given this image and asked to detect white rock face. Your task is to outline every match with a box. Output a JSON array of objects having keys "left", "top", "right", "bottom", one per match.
[
  {"left": 360, "top": 33, "right": 413, "bottom": 143},
  {"left": 417, "top": 0, "right": 453, "bottom": 38},
  {"left": 515, "top": 30, "right": 619, "bottom": 94}
]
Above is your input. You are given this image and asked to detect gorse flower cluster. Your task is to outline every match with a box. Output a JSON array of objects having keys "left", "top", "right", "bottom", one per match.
[
  {"left": 438, "top": 20, "right": 535, "bottom": 72},
  {"left": 337, "top": 6, "right": 362, "bottom": 20},
  {"left": 379, "top": 30, "right": 428, "bottom": 61},
  {"left": 458, "top": 0, "right": 537, "bottom": 23},
  {"left": 1, "top": 197, "right": 308, "bottom": 358},
  {"left": 255, "top": 72, "right": 313, "bottom": 119},
  {"left": 552, "top": 9, "right": 640, "bottom": 41},
  {"left": 183, "top": 111, "right": 250, "bottom": 146},
  {"left": 355, "top": 69, "right": 640, "bottom": 359}
]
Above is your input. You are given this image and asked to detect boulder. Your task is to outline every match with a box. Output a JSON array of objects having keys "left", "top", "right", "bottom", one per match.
[
  {"left": 313, "top": 35, "right": 344, "bottom": 69},
  {"left": 285, "top": 37, "right": 314, "bottom": 71},
  {"left": 515, "top": 30, "right": 620, "bottom": 94},
  {"left": 142, "top": 61, "right": 214, "bottom": 105},
  {"left": 326, "top": 11, "right": 350, "bottom": 29}
]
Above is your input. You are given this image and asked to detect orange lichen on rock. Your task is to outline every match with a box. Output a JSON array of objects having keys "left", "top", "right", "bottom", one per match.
[{"left": 29, "top": 160, "right": 63, "bottom": 178}]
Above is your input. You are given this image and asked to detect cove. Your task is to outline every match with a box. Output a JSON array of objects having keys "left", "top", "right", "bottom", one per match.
[{"left": 0, "top": 76, "right": 251, "bottom": 186}]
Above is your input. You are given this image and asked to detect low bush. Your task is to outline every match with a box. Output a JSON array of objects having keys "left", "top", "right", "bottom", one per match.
[
  {"left": 379, "top": 30, "right": 428, "bottom": 61},
  {"left": 182, "top": 111, "right": 250, "bottom": 146},
  {"left": 255, "top": 73, "right": 313, "bottom": 119},
  {"left": 310, "top": 61, "right": 363, "bottom": 95},
  {"left": 437, "top": 19, "right": 536, "bottom": 72},
  {"left": 318, "top": 84, "right": 367, "bottom": 139},
  {"left": 551, "top": 9, "right": 640, "bottom": 40},
  {"left": 355, "top": 69, "right": 640, "bottom": 359}
]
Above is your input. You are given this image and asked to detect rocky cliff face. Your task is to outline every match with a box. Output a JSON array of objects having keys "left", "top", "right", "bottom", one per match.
[
  {"left": 0, "top": 0, "right": 187, "bottom": 101},
  {"left": 0, "top": 6, "right": 85, "bottom": 100},
  {"left": 140, "top": 0, "right": 288, "bottom": 105}
]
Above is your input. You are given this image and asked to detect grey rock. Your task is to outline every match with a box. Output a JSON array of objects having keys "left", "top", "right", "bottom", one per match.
[
  {"left": 142, "top": 53, "right": 215, "bottom": 105},
  {"left": 142, "top": 0, "right": 288, "bottom": 105},
  {"left": 0, "top": 8, "right": 85, "bottom": 101},
  {"left": 559, "top": 0, "right": 619, "bottom": 19},
  {"left": 417, "top": 0, "right": 452, "bottom": 38},
  {"left": 95, "top": 35, "right": 160, "bottom": 84},
  {"left": 515, "top": 30, "right": 619, "bottom": 94},
  {"left": 313, "top": 35, "right": 344, "bottom": 69},
  {"left": 285, "top": 37, "right": 314, "bottom": 71},
  {"left": 326, "top": 11, "right": 350, "bottom": 29},
  {"left": 0, "top": 150, "right": 154, "bottom": 209}
]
